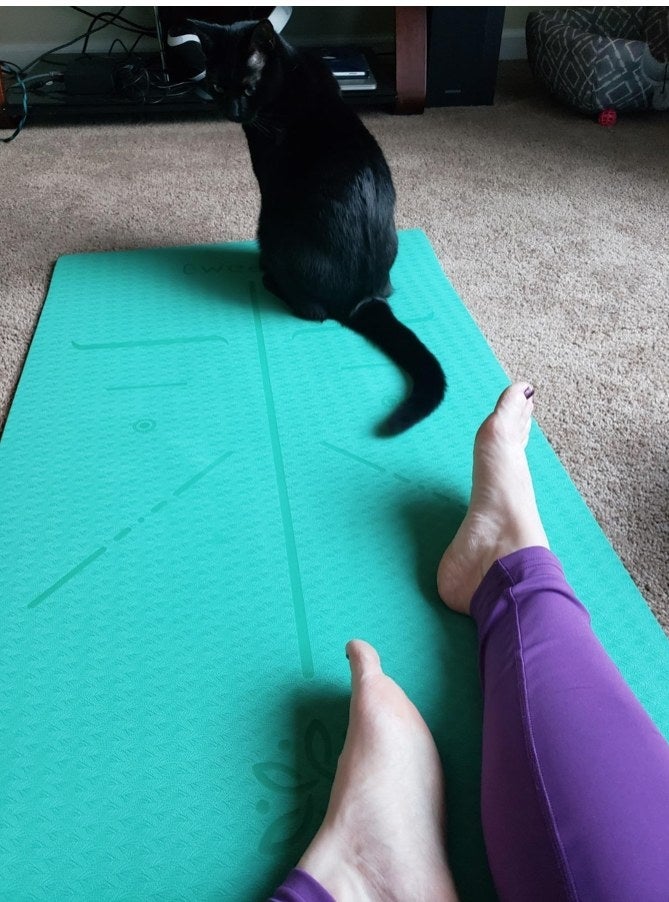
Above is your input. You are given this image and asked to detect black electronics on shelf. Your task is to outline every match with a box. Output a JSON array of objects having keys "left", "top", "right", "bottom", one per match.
[{"left": 11, "top": 8, "right": 506, "bottom": 126}]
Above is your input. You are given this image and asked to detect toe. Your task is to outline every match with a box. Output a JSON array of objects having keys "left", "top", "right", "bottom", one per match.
[
  {"left": 495, "top": 381, "right": 534, "bottom": 418},
  {"left": 487, "top": 383, "right": 535, "bottom": 445},
  {"left": 346, "top": 640, "right": 382, "bottom": 689}
]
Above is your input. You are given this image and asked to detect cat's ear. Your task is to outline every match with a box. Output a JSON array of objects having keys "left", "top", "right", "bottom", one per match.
[
  {"left": 183, "top": 18, "right": 224, "bottom": 58},
  {"left": 250, "top": 19, "right": 277, "bottom": 53}
]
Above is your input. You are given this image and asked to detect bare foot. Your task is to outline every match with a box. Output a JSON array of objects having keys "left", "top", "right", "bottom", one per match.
[
  {"left": 437, "top": 383, "right": 549, "bottom": 615},
  {"left": 298, "top": 640, "right": 459, "bottom": 902}
]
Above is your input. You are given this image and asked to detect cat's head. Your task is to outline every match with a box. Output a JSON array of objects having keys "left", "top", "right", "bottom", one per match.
[{"left": 186, "top": 18, "right": 281, "bottom": 123}]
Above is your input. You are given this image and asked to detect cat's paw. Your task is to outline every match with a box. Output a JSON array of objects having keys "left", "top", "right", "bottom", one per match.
[{"left": 296, "top": 303, "right": 328, "bottom": 322}]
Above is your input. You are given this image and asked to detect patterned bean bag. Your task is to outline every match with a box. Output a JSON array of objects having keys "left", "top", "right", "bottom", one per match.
[{"left": 526, "top": 7, "right": 669, "bottom": 115}]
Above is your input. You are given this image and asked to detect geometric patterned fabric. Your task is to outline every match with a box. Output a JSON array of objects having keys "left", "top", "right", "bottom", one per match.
[
  {"left": 527, "top": 6, "right": 669, "bottom": 114},
  {"left": 644, "top": 6, "right": 669, "bottom": 62}
]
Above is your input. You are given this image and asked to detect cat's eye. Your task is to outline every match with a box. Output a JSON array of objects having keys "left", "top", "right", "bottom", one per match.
[{"left": 243, "top": 85, "right": 254, "bottom": 98}]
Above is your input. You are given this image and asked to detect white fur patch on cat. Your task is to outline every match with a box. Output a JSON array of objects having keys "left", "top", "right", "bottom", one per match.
[{"left": 248, "top": 50, "right": 265, "bottom": 72}]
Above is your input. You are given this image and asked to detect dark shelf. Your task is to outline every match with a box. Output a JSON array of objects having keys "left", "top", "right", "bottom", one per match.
[
  {"left": 14, "top": 53, "right": 223, "bottom": 125},
  {"left": 14, "top": 46, "right": 397, "bottom": 128},
  {"left": 5, "top": 9, "right": 510, "bottom": 127}
]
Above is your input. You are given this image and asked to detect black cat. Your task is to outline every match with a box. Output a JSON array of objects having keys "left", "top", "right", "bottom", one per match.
[{"left": 189, "top": 17, "right": 446, "bottom": 435}]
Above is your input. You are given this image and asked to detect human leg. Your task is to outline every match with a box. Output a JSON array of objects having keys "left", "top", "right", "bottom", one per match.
[
  {"left": 438, "top": 383, "right": 669, "bottom": 901},
  {"left": 472, "top": 546, "right": 669, "bottom": 901}
]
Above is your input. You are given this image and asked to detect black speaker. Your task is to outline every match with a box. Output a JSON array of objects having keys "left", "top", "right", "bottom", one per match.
[{"left": 426, "top": 7, "right": 505, "bottom": 107}]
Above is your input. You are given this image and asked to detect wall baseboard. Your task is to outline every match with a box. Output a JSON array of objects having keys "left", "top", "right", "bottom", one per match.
[{"left": 500, "top": 27, "right": 527, "bottom": 61}]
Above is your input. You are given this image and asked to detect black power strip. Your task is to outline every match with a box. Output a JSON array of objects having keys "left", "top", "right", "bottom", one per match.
[{"left": 63, "top": 56, "right": 118, "bottom": 96}]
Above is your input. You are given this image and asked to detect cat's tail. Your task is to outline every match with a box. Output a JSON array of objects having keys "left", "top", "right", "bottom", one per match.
[{"left": 346, "top": 299, "right": 446, "bottom": 436}]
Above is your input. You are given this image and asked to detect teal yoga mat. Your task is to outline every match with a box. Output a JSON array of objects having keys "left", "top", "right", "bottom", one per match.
[{"left": 2, "top": 230, "right": 668, "bottom": 901}]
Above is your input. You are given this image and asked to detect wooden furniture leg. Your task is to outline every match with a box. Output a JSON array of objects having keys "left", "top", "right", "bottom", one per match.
[{"left": 395, "top": 6, "right": 427, "bottom": 113}]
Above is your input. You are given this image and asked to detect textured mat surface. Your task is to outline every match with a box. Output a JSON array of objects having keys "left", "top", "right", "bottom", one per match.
[{"left": 2, "top": 230, "right": 668, "bottom": 901}]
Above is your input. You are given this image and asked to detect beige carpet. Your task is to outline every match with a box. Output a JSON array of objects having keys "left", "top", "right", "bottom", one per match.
[{"left": 2, "top": 63, "right": 668, "bottom": 629}]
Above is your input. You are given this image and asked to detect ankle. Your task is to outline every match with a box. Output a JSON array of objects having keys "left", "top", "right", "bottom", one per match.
[{"left": 297, "top": 828, "right": 359, "bottom": 901}]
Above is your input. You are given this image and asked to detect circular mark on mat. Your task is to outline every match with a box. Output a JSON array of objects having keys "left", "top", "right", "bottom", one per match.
[
  {"left": 256, "top": 799, "right": 270, "bottom": 814},
  {"left": 133, "top": 418, "right": 156, "bottom": 433}
]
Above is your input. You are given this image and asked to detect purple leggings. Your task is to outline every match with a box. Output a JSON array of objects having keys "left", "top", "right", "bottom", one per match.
[{"left": 271, "top": 547, "right": 669, "bottom": 901}]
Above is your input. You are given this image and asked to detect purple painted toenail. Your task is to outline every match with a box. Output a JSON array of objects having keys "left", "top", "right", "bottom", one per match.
[{"left": 524, "top": 386, "right": 535, "bottom": 399}]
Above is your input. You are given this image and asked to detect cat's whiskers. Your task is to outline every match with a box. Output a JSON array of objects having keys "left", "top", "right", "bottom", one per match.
[
  {"left": 250, "top": 114, "right": 283, "bottom": 138},
  {"left": 248, "top": 118, "right": 273, "bottom": 137}
]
